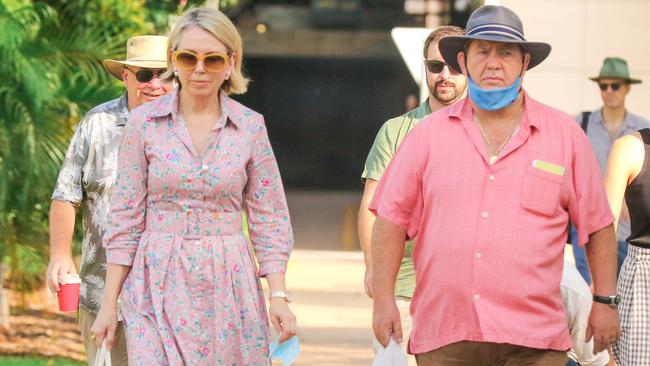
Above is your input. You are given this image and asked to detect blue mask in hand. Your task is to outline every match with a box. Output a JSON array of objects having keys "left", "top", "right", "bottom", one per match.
[
  {"left": 468, "top": 76, "right": 521, "bottom": 111},
  {"left": 269, "top": 335, "right": 300, "bottom": 365}
]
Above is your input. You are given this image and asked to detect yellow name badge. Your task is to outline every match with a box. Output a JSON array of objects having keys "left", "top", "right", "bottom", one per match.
[{"left": 532, "top": 159, "right": 565, "bottom": 176}]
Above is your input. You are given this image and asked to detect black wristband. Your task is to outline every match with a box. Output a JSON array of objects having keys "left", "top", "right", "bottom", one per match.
[{"left": 593, "top": 294, "right": 620, "bottom": 309}]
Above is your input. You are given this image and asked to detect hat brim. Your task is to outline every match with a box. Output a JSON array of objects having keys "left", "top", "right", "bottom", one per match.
[
  {"left": 439, "top": 35, "right": 552, "bottom": 74},
  {"left": 103, "top": 59, "right": 168, "bottom": 80},
  {"left": 589, "top": 76, "right": 642, "bottom": 84}
]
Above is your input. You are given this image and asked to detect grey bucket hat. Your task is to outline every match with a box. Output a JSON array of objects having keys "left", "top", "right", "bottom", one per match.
[{"left": 439, "top": 5, "right": 551, "bottom": 73}]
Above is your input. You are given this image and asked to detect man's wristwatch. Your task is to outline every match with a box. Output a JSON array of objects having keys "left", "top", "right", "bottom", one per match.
[
  {"left": 593, "top": 294, "right": 620, "bottom": 309},
  {"left": 269, "top": 290, "right": 293, "bottom": 303}
]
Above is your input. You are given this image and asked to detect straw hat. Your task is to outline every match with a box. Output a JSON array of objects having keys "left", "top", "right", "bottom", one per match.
[{"left": 103, "top": 35, "right": 168, "bottom": 80}]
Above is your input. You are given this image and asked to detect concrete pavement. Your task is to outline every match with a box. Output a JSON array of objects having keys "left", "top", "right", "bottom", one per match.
[
  {"left": 276, "top": 249, "right": 375, "bottom": 365},
  {"left": 22, "top": 246, "right": 377, "bottom": 365}
]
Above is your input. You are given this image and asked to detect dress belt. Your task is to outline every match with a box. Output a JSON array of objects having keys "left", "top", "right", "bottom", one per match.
[{"left": 145, "top": 209, "right": 244, "bottom": 237}]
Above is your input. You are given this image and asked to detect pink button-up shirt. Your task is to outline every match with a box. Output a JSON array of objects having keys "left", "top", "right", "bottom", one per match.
[{"left": 369, "top": 92, "right": 613, "bottom": 354}]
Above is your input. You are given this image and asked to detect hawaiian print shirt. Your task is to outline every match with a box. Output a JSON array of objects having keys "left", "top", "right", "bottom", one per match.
[{"left": 51, "top": 94, "right": 129, "bottom": 314}]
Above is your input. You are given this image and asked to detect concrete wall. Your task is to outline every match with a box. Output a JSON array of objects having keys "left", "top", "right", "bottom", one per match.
[{"left": 499, "top": 0, "right": 650, "bottom": 118}]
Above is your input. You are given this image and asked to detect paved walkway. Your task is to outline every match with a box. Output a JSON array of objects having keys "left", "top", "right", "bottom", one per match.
[
  {"left": 17, "top": 248, "right": 376, "bottom": 365},
  {"left": 280, "top": 249, "right": 374, "bottom": 365}
]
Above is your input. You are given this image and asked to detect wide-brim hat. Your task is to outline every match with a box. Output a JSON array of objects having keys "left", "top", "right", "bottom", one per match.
[
  {"left": 439, "top": 5, "right": 551, "bottom": 74},
  {"left": 590, "top": 57, "right": 641, "bottom": 84},
  {"left": 103, "top": 35, "right": 168, "bottom": 80}
]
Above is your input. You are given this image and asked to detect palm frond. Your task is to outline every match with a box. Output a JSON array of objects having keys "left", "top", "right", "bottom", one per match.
[
  {"left": 62, "top": 74, "right": 123, "bottom": 111},
  {"left": 0, "top": 0, "right": 163, "bottom": 300},
  {"left": 35, "top": 25, "right": 124, "bottom": 98},
  {"left": 0, "top": 85, "right": 33, "bottom": 131}
]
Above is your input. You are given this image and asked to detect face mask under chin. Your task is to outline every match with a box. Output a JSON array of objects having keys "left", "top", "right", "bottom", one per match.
[{"left": 467, "top": 77, "right": 522, "bottom": 111}]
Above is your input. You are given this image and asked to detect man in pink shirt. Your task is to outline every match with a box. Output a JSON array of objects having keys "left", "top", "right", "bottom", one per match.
[{"left": 369, "top": 5, "right": 621, "bottom": 365}]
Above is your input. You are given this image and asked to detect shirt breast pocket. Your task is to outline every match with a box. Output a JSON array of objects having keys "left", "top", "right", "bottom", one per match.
[{"left": 521, "top": 166, "right": 565, "bottom": 216}]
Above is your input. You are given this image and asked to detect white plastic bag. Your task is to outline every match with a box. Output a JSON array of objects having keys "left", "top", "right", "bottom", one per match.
[
  {"left": 93, "top": 340, "right": 112, "bottom": 366},
  {"left": 371, "top": 337, "right": 408, "bottom": 366}
]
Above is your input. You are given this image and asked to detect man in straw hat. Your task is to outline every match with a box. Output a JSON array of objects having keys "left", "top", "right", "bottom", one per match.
[
  {"left": 47, "top": 35, "right": 171, "bottom": 365},
  {"left": 369, "top": 5, "right": 620, "bottom": 365},
  {"left": 571, "top": 57, "right": 650, "bottom": 280}
]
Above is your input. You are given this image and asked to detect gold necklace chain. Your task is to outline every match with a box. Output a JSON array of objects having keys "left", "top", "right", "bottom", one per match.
[{"left": 474, "top": 115, "right": 517, "bottom": 162}]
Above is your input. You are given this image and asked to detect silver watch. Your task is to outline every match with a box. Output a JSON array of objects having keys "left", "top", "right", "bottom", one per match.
[{"left": 269, "top": 290, "right": 293, "bottom": 303}]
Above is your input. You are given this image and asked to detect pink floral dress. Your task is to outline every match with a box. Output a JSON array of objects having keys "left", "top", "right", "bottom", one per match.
[{"left": 103, "top": 89, "right": 293, "bottom": 365}]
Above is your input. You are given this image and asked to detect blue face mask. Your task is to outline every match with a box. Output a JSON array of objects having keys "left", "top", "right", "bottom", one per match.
[
  {"left": 468, "top": 77, "right": 521, "bottom": 111},
  {"left": 269, "top": 335, "right": 301, "bottom": 365}
]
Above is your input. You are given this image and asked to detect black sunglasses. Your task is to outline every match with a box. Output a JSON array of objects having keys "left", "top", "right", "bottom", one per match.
[
  {"left": 124, "top": 67, "right": 166, "bottom": 83},
  {"left": 598, "top": 82, "right": 624, "bottom": 92},
  {"left": 424, "top": 59, "right": 456, "bottom": 74}
]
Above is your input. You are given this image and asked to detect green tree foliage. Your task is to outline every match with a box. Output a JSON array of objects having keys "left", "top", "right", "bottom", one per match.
[
  {"left": 0, "top": 0, "right": 131, "bottom": 304},
  {"left": 144, "top": 0, "right": 206, "bottom": 33},
  {"left": 0, "top": 0, "right": 241, "bottom": 310},
  {"left": 42, "top": 0, "right": 153, "bottom": 37}
]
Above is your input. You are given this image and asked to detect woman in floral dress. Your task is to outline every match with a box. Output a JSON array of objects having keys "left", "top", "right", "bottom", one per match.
[{"left": 91, "top": 8, "right": 297, "bottom": 365}]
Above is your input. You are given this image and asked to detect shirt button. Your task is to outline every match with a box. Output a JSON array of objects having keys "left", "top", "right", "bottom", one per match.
[
  {"left": 201, "top": 164, "right": 208, "bottom": 172},
  {"left": 481, "top": 211, "right": 488, "bottom": 218},
  {"left": 488, "top": 175, "right": 495, "bottom": 181},
  {"left": 475, "top": 252, "right": 482, "bottom": 259},
  {"left": 474, "top": 294, "right": 480, "bottom": 301}
]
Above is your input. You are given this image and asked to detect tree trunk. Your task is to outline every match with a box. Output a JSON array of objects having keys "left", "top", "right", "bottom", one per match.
[{"left": 0, "top": 262, "right": 10, "bottom": 331}]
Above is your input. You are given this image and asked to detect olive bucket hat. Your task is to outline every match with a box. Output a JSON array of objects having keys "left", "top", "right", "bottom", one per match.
[
  {"left": 439, "top": 5, "right": 551, "bottom": 73},
  {"left": 590, "top": 57, "right": 641, "bottom": 84}
]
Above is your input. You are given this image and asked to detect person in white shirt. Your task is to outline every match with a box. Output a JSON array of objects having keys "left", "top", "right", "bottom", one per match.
[{"left": 562, "top": 260, "right": 610, "bottom": 366}]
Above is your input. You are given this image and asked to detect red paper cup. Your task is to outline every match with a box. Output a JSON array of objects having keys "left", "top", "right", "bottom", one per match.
[{"left": 57, "top": 274, "right": 81, "bottom": 312}]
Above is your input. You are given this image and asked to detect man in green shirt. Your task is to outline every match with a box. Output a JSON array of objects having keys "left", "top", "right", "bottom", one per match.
[{"left": 358, "top": 25, "right": 467, "bottom": 363}]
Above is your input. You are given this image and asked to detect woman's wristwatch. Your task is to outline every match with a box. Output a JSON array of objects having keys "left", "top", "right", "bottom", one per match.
[{"left": 269, "top": 290, "right": 293, "bottom": 303}]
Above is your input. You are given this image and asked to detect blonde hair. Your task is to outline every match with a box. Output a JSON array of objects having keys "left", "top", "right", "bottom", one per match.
[{"left": 165, "top": 7, "right": 249, "bottom": 95}]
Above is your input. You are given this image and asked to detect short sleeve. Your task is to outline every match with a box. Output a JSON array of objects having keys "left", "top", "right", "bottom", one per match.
[
  {"left": 368, "top": 124, "right": 426, "bottom": 240},
  {"left": 362, "top": 120, "right": 395, "bottom": 182},
  {"left": 51, "top": 118, "right": 91, "bottom": 206},
  {"left": 568, "top": 129, "right": 614, "bottom": 246}
]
